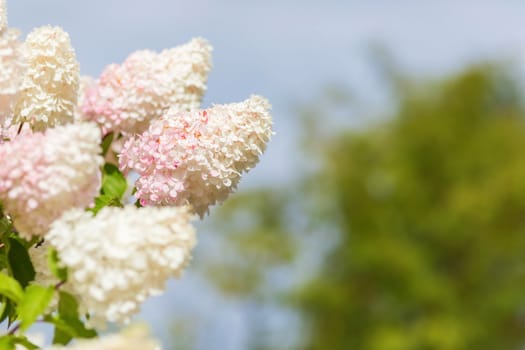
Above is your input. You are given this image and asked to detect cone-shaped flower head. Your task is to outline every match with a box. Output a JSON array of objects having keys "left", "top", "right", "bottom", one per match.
[
  {"left": 81, "top": 37, "right": 212, "bottom": 135},
  {"left": 13, "top": 26, "right": 79, "bottom": 131},
  {"left": 0, "top": 28, "right": 24, "bottom": 125},
  {"left": 0, "top": 122, "right": 103, "bottom": 239},
  {"left": 46, "top": 206, "right": 196, "bottom": 328},
  {"left": 119, "top": 95, "right": 273, "bottom": 217}
]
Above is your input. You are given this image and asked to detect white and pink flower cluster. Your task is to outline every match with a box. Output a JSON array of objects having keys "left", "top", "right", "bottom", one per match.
[
  {"left": 120, "top": 95, "right": 273, "bottom": 217},
  {"left": 79, "top": 38, "right": 212, "bottom": 135},
  {"left": 0, "top": 123, "right": 102, "bottom": 239},
  {"left": 0, "top": 0, "right": 272, "bottom": 338}
]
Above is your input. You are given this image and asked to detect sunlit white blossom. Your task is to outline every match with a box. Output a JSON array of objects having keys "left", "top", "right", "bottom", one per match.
[
  {"left": 13, "top": 26, "right": 79, "bottom": 131},
  {"left": 46, "top": 206, "right": 196, "bottom": 328}
]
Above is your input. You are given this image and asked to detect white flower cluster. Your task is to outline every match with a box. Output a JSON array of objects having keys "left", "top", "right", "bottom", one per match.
[
  {"left": 80, "top": 37, "right": 212, "bottom": 135},
  {"left": 13, "top": 26, "right": 79, "bottom": 131},
  {"left": 45, "top": 326, "right": 161, "bottom": 350},
  {"left": 0, "top": 122, "right": 102, "bottom": 239},
  {"left": 120, "top": 95, "right": 273, "bottom": 217},
  {"left": 0, "top": 27, "right": 24, "bottom": 124},
  {"left": 46, "top": 206, "right": 196, "bottom": 328}
]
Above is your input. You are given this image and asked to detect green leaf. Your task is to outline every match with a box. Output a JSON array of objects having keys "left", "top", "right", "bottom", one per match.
[
  {"left": 17, "top": 285, "right": 54, "bottom": 331},
  {"left": 0, "top": 336, "right": 15, "bottom": 350},
  {"left": 0, "top": 203, "right": 12, "bottom": 236},
  {"left": 0, "top": 299, "right": 6, "bottom": 320},
  {"left": 52, "top": 327, "right": 72, "bottom": 346},
  {"left": 7, "top": 238, "right": 35, "bottom": 288},
  {"left": 89, "top": 194, "right": 122, "bottom": 215},
  {"left": 101, "top": 163, "right": 127, "bottom": 199},
  {"left": 0, "top": 274, "right": 23, "bottom": 304},
  {"left": 0, "top": 299, "right": 9, "bottom": 324},
  {"left": 12, "top": 336, "right": 38, "bottom": 350},
  {"left": 58, "top": 291, "right": 79, "bottom": 319},
  {"left": 0, "top": 215, "right": 11, "bottom": 235},
  {"left": 89, "top": 163, "right": 128, "bottom": 215},
  {"left": 101, "top": 132, "right": 114, "bottom": 157},
  {"left": 0, "top": 253, "right": 7, "bottom": 272},
  {"left": 45, "top": 291, "right": 97, "bottom": 342},
  {"left": 44, "top": 315, "right": 97, "bottom": 340},
  {"left": 0, "top": 299, "right": 15, "bottom": 326},
  {"left": 47, "top": 247, "right": 67, "bottom": 281}
]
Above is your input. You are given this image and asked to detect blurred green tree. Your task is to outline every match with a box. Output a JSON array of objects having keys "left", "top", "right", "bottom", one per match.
[
  {"left": 195, "top": 65, "right": 525, "bottom": 350},
  {"left": 294, "top": 66, "right": 525, "bottom": 350}
]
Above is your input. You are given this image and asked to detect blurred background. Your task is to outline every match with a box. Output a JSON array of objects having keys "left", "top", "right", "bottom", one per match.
[{"left": 9, "top": 0, "right": 525, "bottom": 349}]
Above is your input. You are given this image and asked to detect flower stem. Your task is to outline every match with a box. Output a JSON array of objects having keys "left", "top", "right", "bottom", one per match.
[
  {"left": 7, "top": 322, "right": 20, "bottom": 335},
  {"left": 16, "top": 122, "right": 24, "bottom": 135}
]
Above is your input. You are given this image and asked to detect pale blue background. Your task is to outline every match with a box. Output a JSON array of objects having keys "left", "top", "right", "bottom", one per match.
[{"left": 7, "top": 1, "right": 525, "bottom": 348}]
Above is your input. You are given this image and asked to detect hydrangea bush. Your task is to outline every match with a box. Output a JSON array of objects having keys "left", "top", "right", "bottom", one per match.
[{"left": 0, "top": 1, "right": 273, "bottom": 348}]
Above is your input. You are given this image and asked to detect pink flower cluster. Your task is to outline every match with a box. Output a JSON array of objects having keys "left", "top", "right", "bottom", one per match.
[
  {"left": 119, "top": 95, "right": 273, "bottom": 217},
  {"left": 80, "top": 38, "right": 212, "bottom": 135},
  {"left": 0, "top": 122, "right": 103, "bottom": 238}
]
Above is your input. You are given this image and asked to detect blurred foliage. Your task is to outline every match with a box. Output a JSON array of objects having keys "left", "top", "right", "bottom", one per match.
[
  {"left": 200, "top": 190, "right": 296, "bottom": 298},
  {"left": 177, "top": 190, "right": 299, "bottom": 350},
  {"left": 205, "top": 65, "right": 525, "bottom": 350},
  {"left": 294, "top": 65, "right": 525, "bottom": 350}
]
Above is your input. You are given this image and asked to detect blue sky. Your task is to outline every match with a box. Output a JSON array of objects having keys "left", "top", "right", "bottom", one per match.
[
  {"left": 7, "top": 0, "right": 525, "bottom": 348},
  {"left": 9, "top": 1, "right": 525, "bottom": 188}
]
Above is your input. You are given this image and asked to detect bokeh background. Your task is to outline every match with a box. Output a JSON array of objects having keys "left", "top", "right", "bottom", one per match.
[{"left": 9, "top": 0, "right": 525, "bottom": 349}]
